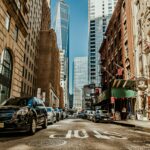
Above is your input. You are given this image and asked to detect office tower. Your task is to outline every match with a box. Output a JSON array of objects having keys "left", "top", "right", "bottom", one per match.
[
  {"left": 54, "top": 0, "right": 70, "bottom": 107},
  {"left": 73, "top": 57, "right": 88, "bottom": 110},
  {"left": 88, "top": 0, "right": 117, "bottom": 87}
]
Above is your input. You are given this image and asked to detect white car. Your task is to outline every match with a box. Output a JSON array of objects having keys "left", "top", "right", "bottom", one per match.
[{"left": 46, "top": 107, "right": 56, "bottom": 124}]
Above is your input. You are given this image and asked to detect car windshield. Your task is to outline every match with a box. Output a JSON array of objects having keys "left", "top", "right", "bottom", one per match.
[
  {"left": 47, "top": 108, "right": 52, "bottom": 112},
  {"left": 1, "top": 98, "right": 31, "bottom": 107}
]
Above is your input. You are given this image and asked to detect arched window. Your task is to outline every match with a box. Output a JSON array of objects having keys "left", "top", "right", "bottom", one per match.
[{"left": 0, "top": 49, "right": 13, "bottom": 104}]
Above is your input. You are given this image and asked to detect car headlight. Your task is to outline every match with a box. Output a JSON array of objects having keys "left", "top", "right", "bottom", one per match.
[
  {"left": 12, "top": 107, "right": 28, "bottom": 120},
  {"left": 17, "top": 107, "right": 28, "bottom": 115}
]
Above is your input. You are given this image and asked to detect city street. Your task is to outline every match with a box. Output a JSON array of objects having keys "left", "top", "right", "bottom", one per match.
[{"left": 0, "top": 119, "right": 150, "bottom": 150}]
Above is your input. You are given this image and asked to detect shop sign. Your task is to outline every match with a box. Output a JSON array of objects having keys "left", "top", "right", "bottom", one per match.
[{"left": 137, "top": 77, "right": 148, "bottom": 91}]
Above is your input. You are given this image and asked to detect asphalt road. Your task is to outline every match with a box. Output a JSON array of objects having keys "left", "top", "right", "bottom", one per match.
[{"left": 0, "top": 118, "right": 150, "bottom": 150}]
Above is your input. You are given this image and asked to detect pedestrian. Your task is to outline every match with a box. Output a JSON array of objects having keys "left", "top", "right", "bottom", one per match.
[{"left": 121, "top": 106, "right": 127, "bottom": 120}]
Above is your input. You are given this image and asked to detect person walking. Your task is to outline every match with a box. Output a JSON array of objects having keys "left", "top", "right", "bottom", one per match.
[{"left": 122, "top": 106, "right": 127, "bottom": 120}]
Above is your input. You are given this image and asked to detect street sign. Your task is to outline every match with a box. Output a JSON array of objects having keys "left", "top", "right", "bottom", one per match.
[{"left": 137, "top": 77, "right": 148, "bottom": 91}]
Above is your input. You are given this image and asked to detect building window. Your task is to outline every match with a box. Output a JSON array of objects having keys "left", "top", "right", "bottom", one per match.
[
  {"left": 14, "top": 26, "right": 18, "bottom": 42},
  {"left": 5, "top": 12, "right": 10, "bottom": 31},
  {"left": 0, "top": 49, "right": 13, "bottom": 104}
]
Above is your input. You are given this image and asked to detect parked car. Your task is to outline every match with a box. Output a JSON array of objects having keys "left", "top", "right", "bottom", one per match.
[
  {"left": 0, "top": 97, "right": 47, "bottom": 135},
  {"left": 46, "top": 107, "right": 56, "bottom": 124},
  {"left": 77, "top": 111, "right": 85, "bottom": 118},
  {"left": 54, "top": 108, "right": 60, "bottom": 121},
  {"left": 63, "top": 110, "right": 67, "bottom": 119},
  {"left": 89, "top": 111, "right": 95, "bottom": 121},
  {"left": 93, "top": 110, "right": 112, "bottom": 122},
  {"left": 84, "top": 110, "right": 91, "bottom": 119},
  {"left": 59, "top": 109, "right": 64, "bottom": 120},
  {"left": 87, "top": 110, "right": 92, "bottom": 120}
]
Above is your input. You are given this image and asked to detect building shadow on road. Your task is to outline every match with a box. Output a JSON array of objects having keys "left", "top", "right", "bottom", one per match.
[{"left": 0, "top": 127, "right": 43, "bottom": 142}]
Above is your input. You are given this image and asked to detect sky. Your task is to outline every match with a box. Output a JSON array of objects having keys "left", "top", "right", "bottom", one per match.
[{"left": 51, "top": 0, "right": 88, "bottom": 94}]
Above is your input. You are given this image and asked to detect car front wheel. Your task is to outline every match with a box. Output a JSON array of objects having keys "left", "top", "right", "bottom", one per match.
[
  {"left": 29, "top": 118, "right": 37, "bottom": 135},
  {"left": 42, "top": 117, "right": 48, "bottom": 129}
]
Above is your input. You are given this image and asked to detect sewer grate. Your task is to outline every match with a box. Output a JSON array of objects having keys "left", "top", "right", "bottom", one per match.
[{"left": 27, "top": 139, "right": 67, "bottom": 148}]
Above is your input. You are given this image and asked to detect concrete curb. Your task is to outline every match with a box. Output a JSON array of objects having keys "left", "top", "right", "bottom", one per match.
[
  {"left": 112, "top": 121, "right": 135, "bottom": 127},
  {"left": 112, "top": 121, "right": 150, "bottom": 132}
]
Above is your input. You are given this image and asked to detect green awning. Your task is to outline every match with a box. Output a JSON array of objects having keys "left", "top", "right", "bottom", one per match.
[{"left": 111, "top": 88, "right": 137, "bottom": 98}]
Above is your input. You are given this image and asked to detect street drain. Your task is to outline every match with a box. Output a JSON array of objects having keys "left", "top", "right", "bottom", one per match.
[{"left": 28, "top": 139, "right": 67, "bottom": 148}]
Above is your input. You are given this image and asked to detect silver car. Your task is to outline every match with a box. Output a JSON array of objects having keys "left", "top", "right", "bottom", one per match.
[{"left": 46, "top": 107, "right": 56, "bottom": 124}]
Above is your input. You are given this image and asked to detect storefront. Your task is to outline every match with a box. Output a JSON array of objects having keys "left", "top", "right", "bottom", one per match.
[{"left": 97, "top": 79, "right": 137, "bottom": 120}]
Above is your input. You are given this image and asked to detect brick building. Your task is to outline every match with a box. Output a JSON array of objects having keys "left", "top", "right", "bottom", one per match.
[
  {"left": 0, "top": 0, "right": 28, "bottom": 103},
  {"left": 37, "top": 0, "right": 63, "bottom": 107},
  {"left": 99, "top": 0, "right": 137, "bottom": 119}
]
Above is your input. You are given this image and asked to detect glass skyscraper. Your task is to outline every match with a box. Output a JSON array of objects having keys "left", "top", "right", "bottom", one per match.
[
  {"left": 73, "top": 57, "right": 88, "bottom": 110},
  {"left": 54, "top": 0, "right": 69, "bottom": 107},
  {"left": 88, "top": 0, "right": 117, "bottom": 87}
]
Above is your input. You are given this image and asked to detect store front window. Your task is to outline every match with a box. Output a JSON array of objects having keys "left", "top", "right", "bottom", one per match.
[{"left": 0, "top": 49, "right": 13, "bottom": 104}]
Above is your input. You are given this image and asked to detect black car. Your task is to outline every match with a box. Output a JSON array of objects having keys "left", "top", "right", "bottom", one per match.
[
  {"left": 93, "top": 110, "right": 112, "bottom": 123},
  {"left": 77, "top": 112, "right": 85, "bottom": 119},
  {"left": 0, "top": 97, "right": 48, "bottom": 135}
]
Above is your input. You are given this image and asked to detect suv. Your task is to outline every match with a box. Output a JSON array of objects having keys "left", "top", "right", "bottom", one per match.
[{"left": 0, "top": 97, "right": 47, "bottom": 135}]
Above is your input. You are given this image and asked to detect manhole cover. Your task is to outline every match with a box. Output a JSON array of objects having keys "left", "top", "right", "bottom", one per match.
[{"left": 28, "top": 139, "right": 67, "bottom": 148}]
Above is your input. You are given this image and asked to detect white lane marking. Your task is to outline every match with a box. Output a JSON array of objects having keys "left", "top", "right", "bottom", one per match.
[
  {"left": 130, "top": 130, "right": 150, "bottom": 136},
  {"left": 66, "top": 130, "right": 72, "bottom": 139},
  {"left": 74, "top": 130, "right": 89, "bottom": 139},
  {"left": 106, "top": 131, "right": 127, "bottom": 140},
  {"left": 93, "top": 130, "right": 110, "bottom": 139},
  {"left": 49, "top": 134, "right": 57, "bottom": 138},
  {"left": 49, "top": 130, "right": 127, "bottom": 140},
  {"left": 93, "top": 130, "right": 127, "bottom": 140}
]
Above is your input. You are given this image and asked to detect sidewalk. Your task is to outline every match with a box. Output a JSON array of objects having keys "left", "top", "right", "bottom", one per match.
[{"left": 113, "top": 120, "right": 150, "bottom": 132}]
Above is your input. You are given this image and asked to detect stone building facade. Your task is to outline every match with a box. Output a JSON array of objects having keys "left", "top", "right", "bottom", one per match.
[
  {"left": 0, "top": 0, "right": 63, "bottom": 108},
  {"left": 21, "top": 0, "right": 43, "bottom": 97},
  {"left": 0, "top": 0, "right": 28, "bottom": 103},
  {"left": 132, "top": 0, "right": 150, "bottom": 120}
]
